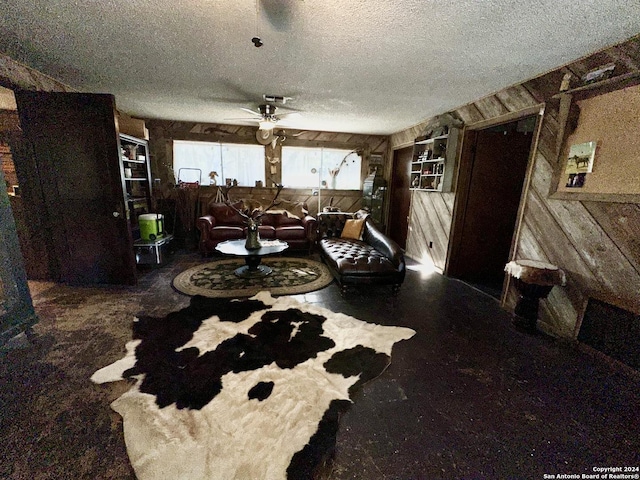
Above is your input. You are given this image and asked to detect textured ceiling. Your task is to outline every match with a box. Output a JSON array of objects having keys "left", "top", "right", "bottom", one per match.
[{"left": 1, "top": 0, "right": 640, "bottom": 135}]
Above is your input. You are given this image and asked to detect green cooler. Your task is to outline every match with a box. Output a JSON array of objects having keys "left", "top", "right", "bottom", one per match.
[{"left": 138, "top": 213, "right": 165, "bottom": 240}]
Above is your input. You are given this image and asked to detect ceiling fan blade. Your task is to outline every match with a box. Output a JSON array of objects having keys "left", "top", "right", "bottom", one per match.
[
  {"left": 224, "top": 116, "right": 261, "bottom": 121},
  {"left": 240, "top": 107, "right": 263, "bottom": 117},
  {"left": 276, "top": 112, "right": 301, "bottom": 118}
]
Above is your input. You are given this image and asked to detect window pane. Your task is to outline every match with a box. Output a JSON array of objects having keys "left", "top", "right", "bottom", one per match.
[
  {"left": 220, "top": 144, "right": 265, "bottom": 187},
  {"left": 173, "top": 141, "right": 264, "bottom": 186},
  {"left": 320, "top": 148, "right": 362, "bottom": 190},
  {"left": 281, "top": 147, "right": 322, "bottom": 188},
  {"left": 173, "top": 140, "right": 219, "bottom": 185},
  {"left": 281, "top": 147, "right": 361, "bottom": 189}
]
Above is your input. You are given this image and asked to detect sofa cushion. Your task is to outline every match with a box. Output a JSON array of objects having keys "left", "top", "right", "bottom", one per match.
[
  {"left": 255, "top": 225, "right": 276, "bottom": 239},
  {"left": 276, "top": 225, "right": 306, "bottom": 241},
  {"left": 211, "top": 226, "right": 245, "bottom": 242},
  {"left": 320, "top": 238, "right": 398, "bottom": 276}
]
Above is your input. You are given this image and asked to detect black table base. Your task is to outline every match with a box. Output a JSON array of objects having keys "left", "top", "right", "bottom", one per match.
[
  {"left": 512, "top": 279, "right": 554, "bottom": 332},
  {"left": 234, "top": 258, "right": 273, "bottom": 278}
]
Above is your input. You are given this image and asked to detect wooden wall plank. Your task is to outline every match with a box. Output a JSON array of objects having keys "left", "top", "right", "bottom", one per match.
[
  {"left": 523, "top": 71, "right": 566, "bottom": 103},
  {"left": 522, "top": 190, "right": 594, "bottom": 286},
  {"left": 473, "top": 96, "right": 510, "bottom": 119},
  {"left": 618, "top": 39, "right": 640, "bottom": 63},
  {"left": 543, "top": 199, "right": 639, "bottom": 304},
  {"left": 539, "top": 286, "right": 579, "bottom": 338},
  {"left": 535, "top": 118, "right": 559, "bottom": 172},
  {"left": 456, "top": 104, "right": 485, "bottom": 124},
  {"left": 390, "top": 121, "right": 428, "bottom": 149},
  {"left": 582, "top": 202, "right": 640, "bottom": 275},
  {"left": 405, "top": 191, "right": 452, "bottom": 270},
  {"left": 606, "top": 46, "right": 639, "bottom": 72},
  {"left": 442, "top": 192, "right": 455, "bottom": 212},
  {"left": 495, "top": 85, "right": 537, "bottom": 112}
]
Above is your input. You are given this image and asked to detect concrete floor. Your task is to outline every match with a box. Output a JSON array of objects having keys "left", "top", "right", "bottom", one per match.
[{"left": 3, "top": 250, "right": 639, "bottom": 479}]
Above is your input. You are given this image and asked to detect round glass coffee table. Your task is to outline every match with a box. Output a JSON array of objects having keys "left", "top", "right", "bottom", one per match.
[{"left": 215, "top": 239, "right": 289, "bottom": 277}]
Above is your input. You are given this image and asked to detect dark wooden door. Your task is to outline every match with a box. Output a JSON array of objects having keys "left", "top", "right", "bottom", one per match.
[
  {"left": 448, "top": 123, "right": 533, "bottom": 290},
  {"left": 388, "top": 145, "right": 413, "bottom": 248},
  {"left": 14, "top": 91, "right": 137, "bottom": 285}
]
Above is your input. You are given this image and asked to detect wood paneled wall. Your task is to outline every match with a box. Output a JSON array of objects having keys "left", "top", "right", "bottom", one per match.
[
  {"left": 391, "top": 35, "right": 640, "bottom": 338},
  {"left": 197, "top": 186, "right": 362, "bottom": 218},
  {"left": 146, "top": 120, "right": 387, "bottom": 217},
  {"left": 404, "top": 190, "right": 455, "bottom": 271}
]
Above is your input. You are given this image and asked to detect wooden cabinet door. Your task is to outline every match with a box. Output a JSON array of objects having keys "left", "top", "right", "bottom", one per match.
[{"left": 14, "top": 91, "right": 137, "bottom": 285}]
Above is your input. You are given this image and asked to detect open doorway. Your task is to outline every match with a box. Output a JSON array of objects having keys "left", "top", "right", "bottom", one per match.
[{"left": 447, "top": 114, "right": 537, "bottom": 298}]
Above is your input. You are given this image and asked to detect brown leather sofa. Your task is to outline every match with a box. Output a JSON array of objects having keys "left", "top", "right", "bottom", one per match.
[
  {"left": 196, "top": 200, "right": 317, "bottom": 255},
  {"left": 317, "top": 212, "right": 406, "bottom": 293}
]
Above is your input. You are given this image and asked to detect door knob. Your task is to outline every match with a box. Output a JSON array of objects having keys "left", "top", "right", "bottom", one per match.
[{"left": 112, "top": 211, "right": 120, "bottom": 218}]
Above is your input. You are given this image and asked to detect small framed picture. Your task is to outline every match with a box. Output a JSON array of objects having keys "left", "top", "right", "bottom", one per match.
[
  {"left": 566, "top": 173, "right": 586, "bottom": 188},
  {"left": 565, "top": 141, "right": 597, "bottom": 174},
  {"left": 565, "top": 141, "right": 596, "bottom": 188}
]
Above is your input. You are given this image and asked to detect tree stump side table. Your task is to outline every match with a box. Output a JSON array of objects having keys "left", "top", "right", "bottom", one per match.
[{"left": 505, "top": 260, "right": 566, "bottom": 333}]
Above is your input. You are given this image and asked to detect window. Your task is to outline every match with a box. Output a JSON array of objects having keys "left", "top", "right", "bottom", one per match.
[
  {"left": 173, "top": 141, "right": 265, "bottom": 186},
  {"left": 281, "top": 147, "right": 362, "bottom": 189}
]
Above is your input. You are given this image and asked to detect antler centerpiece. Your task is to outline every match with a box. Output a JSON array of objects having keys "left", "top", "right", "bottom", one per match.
[{"left": 225, "top": 183, "right": 284, "bottom": 250}]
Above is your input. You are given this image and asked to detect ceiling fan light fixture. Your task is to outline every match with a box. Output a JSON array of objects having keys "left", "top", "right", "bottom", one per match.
[{"left": 259, "top": 119, "right": 276, "bottom": 130}]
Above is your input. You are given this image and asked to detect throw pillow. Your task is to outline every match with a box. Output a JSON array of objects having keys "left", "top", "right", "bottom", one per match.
[{"left": 340, "top": 218, "right": 366, "bottom": 240}]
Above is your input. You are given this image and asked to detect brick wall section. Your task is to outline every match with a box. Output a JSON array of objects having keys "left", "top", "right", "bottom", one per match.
[{"left": 1, "top": 144, "right": 17, "bottom": 189}]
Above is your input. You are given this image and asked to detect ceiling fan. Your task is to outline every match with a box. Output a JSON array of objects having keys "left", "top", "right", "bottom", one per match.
[{"left": 229, "top": 103, "right": 299, "bottom": 145}]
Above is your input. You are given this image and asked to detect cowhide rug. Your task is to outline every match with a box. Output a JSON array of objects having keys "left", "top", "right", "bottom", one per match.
[{"left": 91, "top": 291, "right": 415, "bottom": 480}]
